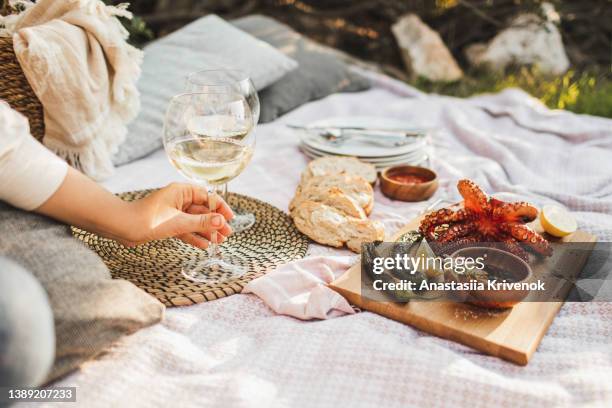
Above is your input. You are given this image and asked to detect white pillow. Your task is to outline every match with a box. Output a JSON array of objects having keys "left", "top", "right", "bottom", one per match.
[{"left": 114, "top": 15, "right": 297, "bottom": 165}]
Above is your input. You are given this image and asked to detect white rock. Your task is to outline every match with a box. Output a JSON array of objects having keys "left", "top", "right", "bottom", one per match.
[
  {"left": 464, "top": 43, "right": 487, "bottom": 68},
  {"left": 465, "top": 4, "right": 569, "bottom": 75},
  {"left": 392, "top": 14, "right": 463, "bottom": 82}
]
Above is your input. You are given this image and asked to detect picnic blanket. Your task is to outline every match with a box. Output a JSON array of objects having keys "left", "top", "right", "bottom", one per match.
[{"left": 42, "top": 70, "right": 612, "bottom": 408}]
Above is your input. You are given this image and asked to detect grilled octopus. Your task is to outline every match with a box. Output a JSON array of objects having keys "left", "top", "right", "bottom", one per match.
[{"left": 419, "top": 180, "right": 552, "bottom": 261}]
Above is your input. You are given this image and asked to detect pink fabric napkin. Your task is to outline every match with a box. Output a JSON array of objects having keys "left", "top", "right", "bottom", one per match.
[{"left": 242, "top": 256, "right": 356, "bottom": 320}]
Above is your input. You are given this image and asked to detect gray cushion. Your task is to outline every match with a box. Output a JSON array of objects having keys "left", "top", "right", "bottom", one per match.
[
  {"left": 114, "top": 15, "right": 297, "bottom": 165},
  {"left": 0, "top": 203, "right": 164, "bottom": 382},
  {"left": 232, "top": 15, "right": 371, "bottom": 123}
]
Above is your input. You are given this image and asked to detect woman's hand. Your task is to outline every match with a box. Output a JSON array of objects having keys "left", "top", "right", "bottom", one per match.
[
  {"left": 37, "top": 167, "right": 234, "bottom": 249},
  {"left": 120, "top": 183, "right": 234, "bottom": 248}
]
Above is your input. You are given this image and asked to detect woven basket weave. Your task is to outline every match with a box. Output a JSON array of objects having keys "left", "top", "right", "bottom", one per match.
[{"left": 0, "top": 5, "right": 45, "bottom": 140}]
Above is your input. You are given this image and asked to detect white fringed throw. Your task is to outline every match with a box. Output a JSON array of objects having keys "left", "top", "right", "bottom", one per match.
[{"left": 12, "top": 0, "right": 141, "bottom": 179}]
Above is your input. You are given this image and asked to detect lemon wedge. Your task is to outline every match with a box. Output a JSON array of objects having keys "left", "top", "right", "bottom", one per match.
[{"left": 540, "top": 205, "right": 577, "bottom": 237}]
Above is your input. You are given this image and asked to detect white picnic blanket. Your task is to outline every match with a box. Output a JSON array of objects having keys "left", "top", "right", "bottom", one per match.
[{"left": 34, "top": 71, "right": 612, "bottom": 408}]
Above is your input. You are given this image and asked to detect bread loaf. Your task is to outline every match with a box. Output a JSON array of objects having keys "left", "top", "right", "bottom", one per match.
[
  {"left": 290, "top": 186, "right": 366, "bottom": 219},
  {"left": 304, "top": 156, "right": 377, "bottom": 185},
  {"left": 292, "top": 201, "right": 385, "bottom": 253},
  {"left": 297, "top": 173, "right": 374, "bottom": 215},
  {"left": 290, "top": 157, "right": 384, "bottom": 252}
]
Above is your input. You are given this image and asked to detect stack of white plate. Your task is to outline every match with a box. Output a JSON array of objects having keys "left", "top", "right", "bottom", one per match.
[{"left": 295, "top": 117, "right": 430, "bottom": 170}]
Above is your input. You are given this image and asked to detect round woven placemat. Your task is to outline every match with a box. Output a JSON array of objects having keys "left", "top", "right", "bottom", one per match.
[{"left": 71, "top": 190, "right": 309, "bottom": 307}]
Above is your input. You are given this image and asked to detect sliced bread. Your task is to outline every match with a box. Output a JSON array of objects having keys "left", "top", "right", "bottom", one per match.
[
  {"left": 292, "top": 200, "right": 385, "bottom": 253},
  {"left": 304, "top": 156, "right": 377, "bottom": 185},
  {"left": 289, "top": 186, "right": 366, "bottom": 219},
  {"left": 297, "top": 173, "right": 374, "bottom": 215}
]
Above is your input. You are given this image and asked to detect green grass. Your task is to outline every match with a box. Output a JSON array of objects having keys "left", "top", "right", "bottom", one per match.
[{"left": 411, "top": 67, "right": 612, "bottom": 118}]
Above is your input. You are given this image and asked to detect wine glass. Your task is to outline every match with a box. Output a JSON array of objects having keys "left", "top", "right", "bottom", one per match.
[
  {"left": 162, "top": 91, "right": 255, "bottom": 281},
  {"left": 185, "top": 69, "right": 260, "bottom": 233}
]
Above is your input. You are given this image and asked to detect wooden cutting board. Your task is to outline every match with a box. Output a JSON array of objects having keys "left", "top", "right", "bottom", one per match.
[{"left": 329, "top": 214, "right": 597, "bottom": 365}]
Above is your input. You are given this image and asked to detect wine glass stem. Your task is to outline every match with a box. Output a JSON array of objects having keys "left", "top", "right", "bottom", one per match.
[
  {"left": 207, "top": 186, "right": 222, "bottom": 259},
  {"left": 217, "top": 183, "right": 229, "bottom": 256},
  {"left": 220, "top": 183, "right": 229, "bottom": 204}
]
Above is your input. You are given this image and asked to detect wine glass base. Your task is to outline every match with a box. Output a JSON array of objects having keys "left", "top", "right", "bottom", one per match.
[
  {"left": 229, "top": 211, "right": 256, "bottom": 233},
  {"left": 181, "top": 258, "right": 245, "bottom": 283}
]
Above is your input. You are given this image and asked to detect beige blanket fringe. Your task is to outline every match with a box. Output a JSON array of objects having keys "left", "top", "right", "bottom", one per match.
[{"left": 12, "top": 0, "right": 141, "bottom": 179}]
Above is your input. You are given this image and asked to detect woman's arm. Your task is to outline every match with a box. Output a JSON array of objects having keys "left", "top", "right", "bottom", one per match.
[
  {"left": 36, "top": 167, "right": 233, "bottom": 248},
  {"left": 1, "top": 102, "right": 231, "bottom": 248}
]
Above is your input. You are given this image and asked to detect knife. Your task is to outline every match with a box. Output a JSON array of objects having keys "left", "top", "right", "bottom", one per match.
[{"left": 287, "top": 124, "right": 428, "bottom": 138}]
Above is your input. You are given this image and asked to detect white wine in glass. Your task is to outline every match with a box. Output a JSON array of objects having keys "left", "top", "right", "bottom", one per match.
[
  {"left": 163, "top": 92, "right": 255, "bottom": 282},
  {"left": 185, "top": 69, "right": 260, "bottom": 233},
  {"left": 169, "top": 138, "right": 253, "bottom": 184}
]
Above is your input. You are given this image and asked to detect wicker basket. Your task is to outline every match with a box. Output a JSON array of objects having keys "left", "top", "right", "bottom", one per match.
[{"left": 0, "top": 3, "right": 45, "bottom": 140}]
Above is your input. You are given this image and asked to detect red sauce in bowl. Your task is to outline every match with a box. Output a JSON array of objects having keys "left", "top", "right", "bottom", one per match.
[{"left": 388, "top": 173, "right": 429, "bottom": 184}]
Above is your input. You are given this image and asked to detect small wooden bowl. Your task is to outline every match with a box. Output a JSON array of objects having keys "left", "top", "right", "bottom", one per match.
[
  {"left": 448, "top": 247, "right": 533, "bottom": 309},
  {"left": 380, "top": 165, "right": 438, "bottom": 202}
]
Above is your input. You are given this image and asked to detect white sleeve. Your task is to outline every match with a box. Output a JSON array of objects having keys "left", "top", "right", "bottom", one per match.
[{"left": 0, "top": 101, "right": 68, "bottom": 211}]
